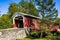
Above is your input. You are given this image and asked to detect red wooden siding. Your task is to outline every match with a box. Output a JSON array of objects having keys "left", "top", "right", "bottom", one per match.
[
  {"left": 13, "top": 15, "right": 59, "bottom": 32},
  {"left": 24, "top": 16, "right": 32, "bottom": 27},
  {"left": 24, "top": 16, "right": 40, "bottom": 30},
  {"left": 32, "top": 19, "right": 40, "bottom": 30},
  {"left": 13, "top": 21, "right": 17, "bottom": 28},
  {"left": 50, "top": 25, "right": 59, "bottom": 31}
]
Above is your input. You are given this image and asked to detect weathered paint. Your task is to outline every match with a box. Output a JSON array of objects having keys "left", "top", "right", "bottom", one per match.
[
  {"left": 13, "top": 21, "right": 17, "bottom": 28},
  {"left": 24, "top": 16, "right": 40, "bottom": 30},
  {"left": 24, "top": 16, "right": 32, "bottom": 27},
  {"left": 32, "top": 19, "right": 40, "bottom": 30},
  {"left": 50, "top": 25, "right": 59, "bottom": 31},
  {"left": 13, "top": 17, "right": 17, "bottom": 28}
]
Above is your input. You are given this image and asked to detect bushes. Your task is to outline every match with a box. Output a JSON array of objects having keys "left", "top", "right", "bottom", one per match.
[
  {"left": 28, "top": 31, "right": 53, "bottom": 40},
  {"left": 0, "top": 14, "right": 13, "bottom": 29},
  {"left": 30, "top": 31, "right": 40, "bottom": 38}
]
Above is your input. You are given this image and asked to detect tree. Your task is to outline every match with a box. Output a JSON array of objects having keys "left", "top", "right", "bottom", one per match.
[
  {"left": 33, "top": 0, "right": 58, "bottom": 27},
  {"left": 8, "top": 3, "right": 18, "bottom": 17},
  {"left": 54, "top": 18, "right": 60, "bottom": 28},
  {"left": 8, "top": 0, "right": 38, "bottom": 17},
  {"left": 33, "top": 0, "right": 58, "bottom": 38},
  {"left": 28, "top": 0, "right": 38, "bottom": 16},
  {"left": 0, "top": 14, "right": 13, "bottom": 29},
  {"left": 33, "top": 0, "right": 58, "bottom": 18}
]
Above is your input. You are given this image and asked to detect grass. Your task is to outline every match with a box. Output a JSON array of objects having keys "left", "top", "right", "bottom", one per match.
[{"left": 16, "top": 38, "right": 50, "bottom": 40}]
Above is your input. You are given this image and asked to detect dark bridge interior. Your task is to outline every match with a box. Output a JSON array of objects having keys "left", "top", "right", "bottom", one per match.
[{"left": 15, "top": 16, "right": 23, "bottom": 28}]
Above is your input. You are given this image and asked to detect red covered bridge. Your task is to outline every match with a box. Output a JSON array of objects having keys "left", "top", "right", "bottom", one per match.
[
  {"left": 12, "top": 12, "right": 41, "bottom": 30},
  {"left": 12, "top": 12, "right": 59, "bottom": 32}
]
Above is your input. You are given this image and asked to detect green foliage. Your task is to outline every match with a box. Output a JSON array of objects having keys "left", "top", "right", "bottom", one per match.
[
  {"left": 8, "top": 0, "right": 38, "bottom": 17},
  {"left": 30, "top": 31, "right": 40, "bottom": 38},
  {"left": 33, "top": 0, "right": 58, "bottom": 18},
  {"left": 54, "top": 18, "right": 60, "bottom": 25},
  {"left": 8, "top": 3, "right": 18, "bottom": 17},
  {"left": 0, "top": 14, "right": 13, "bottom": 29}
]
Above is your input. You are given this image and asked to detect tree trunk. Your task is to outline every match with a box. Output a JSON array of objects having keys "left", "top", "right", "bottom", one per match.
[{"left": 40, "top": 31, "right": 43, "bottom": 38}]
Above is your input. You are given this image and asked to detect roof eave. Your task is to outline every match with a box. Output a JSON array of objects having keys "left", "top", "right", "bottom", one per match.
[{"left": 12, "top": 12, "right": 41, "bottom": 19}]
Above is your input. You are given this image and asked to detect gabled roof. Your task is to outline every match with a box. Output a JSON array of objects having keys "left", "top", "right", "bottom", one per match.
[{"left": 12, "top": 12, "right": 41, "bottom": 19}]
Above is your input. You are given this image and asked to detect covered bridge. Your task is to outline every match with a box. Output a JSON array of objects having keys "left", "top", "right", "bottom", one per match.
[
  {"left": 12, "top": 12, "right": 41, "bottom": 30},
  {"left": 12, "top": 12, "right": 59, "bottom": 32}
]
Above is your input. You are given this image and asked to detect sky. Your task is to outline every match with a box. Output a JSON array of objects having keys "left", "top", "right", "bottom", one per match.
[{"left": 0, "top": 0, "right": 60, "bottom": 17}]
